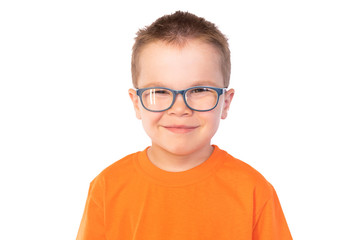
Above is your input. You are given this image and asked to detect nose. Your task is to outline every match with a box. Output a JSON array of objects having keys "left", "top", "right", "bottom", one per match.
[{"left": 167, "top": 93, "right": 192, "bottom": 116}]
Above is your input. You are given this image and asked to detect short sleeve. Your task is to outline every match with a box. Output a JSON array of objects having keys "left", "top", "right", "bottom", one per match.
[
  {"left": 76, "top": 176, "right": 106, "bottom": 240},
  {"left": 252, "top": 186, "right": 292, "bottom": 240}
]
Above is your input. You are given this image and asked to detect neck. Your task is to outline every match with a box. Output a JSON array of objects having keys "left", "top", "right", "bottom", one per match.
[{"left": 147, "top": 144, "right": 214, "bottom": 172}]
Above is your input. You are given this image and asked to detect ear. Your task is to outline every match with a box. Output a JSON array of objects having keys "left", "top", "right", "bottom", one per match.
[
  {"left": 128, "top": 89, "right": 142, "bottom": 119},
  {"left": 221, "top": 88, "right": 234, "bottom": 119}
]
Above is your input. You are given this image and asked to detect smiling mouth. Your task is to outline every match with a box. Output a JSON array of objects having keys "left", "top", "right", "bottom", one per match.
[{"left": 163, "top": 125, "right": 199, "bottom": 134}]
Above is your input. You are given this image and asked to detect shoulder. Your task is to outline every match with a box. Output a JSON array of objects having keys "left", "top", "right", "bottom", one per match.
[
  {"left": 215, "top": 146, "right": 274, "bottom": 196},
  {"left": 90, "top": 151, "right": 141, "bottom": 187}
]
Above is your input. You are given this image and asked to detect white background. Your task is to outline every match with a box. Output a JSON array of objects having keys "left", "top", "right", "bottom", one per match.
[{"left": 0, "top": 0, "right": 359, "bottom": 239}]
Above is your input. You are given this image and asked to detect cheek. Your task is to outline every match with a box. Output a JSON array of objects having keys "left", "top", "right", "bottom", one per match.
[
  {"left": 199, "top": 111, "right": 222, "bottom": 133},
  {"left": 140, "top": 111, "right": 163, "bottom": 135}
]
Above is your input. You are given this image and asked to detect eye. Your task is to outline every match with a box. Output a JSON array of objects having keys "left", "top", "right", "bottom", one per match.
[
  {"left": 149, "top": 89, "right": 172, "bottom": 97},
  {"left": 153, "top": 89, "right": 170, "bottom": 95},
  {"left": 190, "top": 87, "right": 211, "bottom": 94},
  {"left": 189, "top": 88, "right": 215, "bottom": 96}
]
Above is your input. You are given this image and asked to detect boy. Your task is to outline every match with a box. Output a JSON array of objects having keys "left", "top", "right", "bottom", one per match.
[{"left": 77, "top": 11, "right": 292, "bottom": 240}]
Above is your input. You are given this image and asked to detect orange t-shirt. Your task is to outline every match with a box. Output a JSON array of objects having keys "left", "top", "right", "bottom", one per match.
[{"left": 77, "top": 146, "right": 292, "bottom": 240}]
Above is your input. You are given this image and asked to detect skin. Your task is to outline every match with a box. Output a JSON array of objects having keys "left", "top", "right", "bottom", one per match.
[{"left": 129, "top": 39, "right": 234, "bottom": 172}]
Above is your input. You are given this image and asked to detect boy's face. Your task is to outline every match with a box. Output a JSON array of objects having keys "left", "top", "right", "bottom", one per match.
[{"left": 129, "top": 39, "right": 234, "bottom": 156}]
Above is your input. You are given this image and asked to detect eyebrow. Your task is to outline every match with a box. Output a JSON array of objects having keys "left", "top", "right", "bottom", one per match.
[
  {"left": 139, "top": 82, "right": 167, "bottom": 88},
  {"left": 191, "top": 81, "right": 222, "bottom": 87}
]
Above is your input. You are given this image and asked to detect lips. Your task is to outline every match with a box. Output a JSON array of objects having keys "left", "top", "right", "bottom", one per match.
[{"left": 163, "top": 125, "right": 199, "bottom": 134}]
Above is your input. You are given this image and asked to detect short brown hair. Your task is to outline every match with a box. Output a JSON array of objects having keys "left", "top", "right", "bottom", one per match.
[{"left": 131, "top": 11, "right": 231, "bottom": 88}]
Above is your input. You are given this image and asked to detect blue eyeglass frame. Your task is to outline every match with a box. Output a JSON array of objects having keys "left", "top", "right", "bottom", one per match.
[{"left": 136, "top": 86, "right": 227, "bottom": 112}]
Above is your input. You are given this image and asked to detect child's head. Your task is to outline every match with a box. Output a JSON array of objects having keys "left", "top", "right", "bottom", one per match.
[
  {"left": 131, "top": 11, "right": 231, "bottom": 89},
  {"left": 129, "top": 11, "right": 234, "bottom": 158}
]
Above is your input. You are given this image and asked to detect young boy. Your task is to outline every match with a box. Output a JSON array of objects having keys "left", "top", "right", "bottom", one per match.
[{"left": 76, "top": 11, "right": 292, "bottom": 240}]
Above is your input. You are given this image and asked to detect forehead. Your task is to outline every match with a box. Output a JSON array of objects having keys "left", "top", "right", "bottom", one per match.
[{"left": 137, "top": 40, "right": 224, "bottom": 89}]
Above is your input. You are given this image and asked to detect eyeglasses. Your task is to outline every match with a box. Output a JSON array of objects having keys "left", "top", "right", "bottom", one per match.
[{"left": 136, "top": 86, "right": 226, "bottom": 112}]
